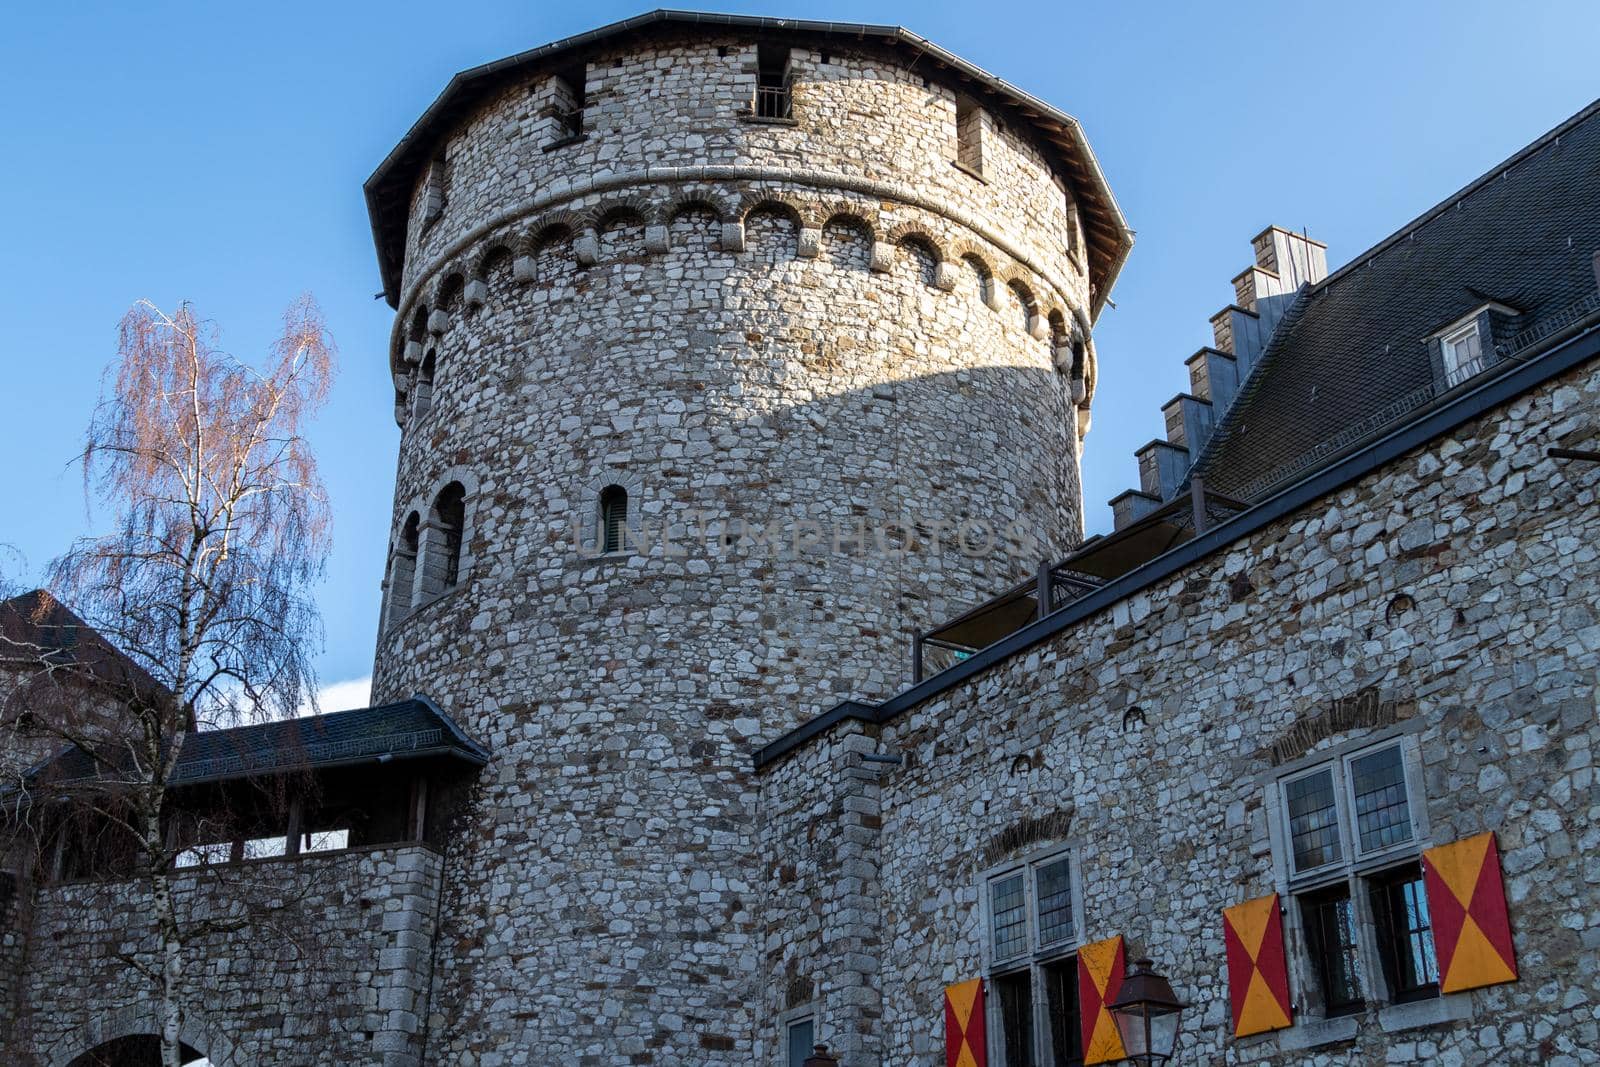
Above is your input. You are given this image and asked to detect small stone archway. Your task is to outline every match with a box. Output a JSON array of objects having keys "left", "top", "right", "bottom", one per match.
[{"left": 49, "top": 1003, "right": 235, "bottom": 1067}]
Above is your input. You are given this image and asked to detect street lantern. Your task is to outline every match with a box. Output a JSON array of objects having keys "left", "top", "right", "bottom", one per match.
[
  {"left": 1106, "top": 956, "right": 1187, "bottom": 1064},
  {"left": 801, "top": 1044, "right": 839, "bottom": 1067}
]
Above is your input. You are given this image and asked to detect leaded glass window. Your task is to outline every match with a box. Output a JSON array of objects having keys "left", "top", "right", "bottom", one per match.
[
  {"left": 1350, "top": 745, "right": 1412, "bottom": 852},
  {"left": 1035, "top": 857, "right": 1075, "bottom": 946},
  {"left": 991, "top": 872, "right": 1029, "bottom": 961},
  {"left": 1285, "top": 768, "right": 1342, "bottom": 872}
]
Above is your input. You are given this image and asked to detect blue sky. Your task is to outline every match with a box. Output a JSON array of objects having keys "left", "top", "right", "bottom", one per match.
[{"left": 1, "top": 1, "right": 1594, "bottom": 705}]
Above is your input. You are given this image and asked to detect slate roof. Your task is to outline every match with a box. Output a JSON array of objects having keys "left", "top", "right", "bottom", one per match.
[
  {"left": 364, "top": 9, "right": 1132, "bottom": 313},
  {"left": 0, "top": 589, "right": 167, "bottom": 702},
  {"left": 24, "top": 697, "right": 489, "bottom": 791},
  {"left": 1197, "top": 98, "right": 1600, "bottom": 500}
]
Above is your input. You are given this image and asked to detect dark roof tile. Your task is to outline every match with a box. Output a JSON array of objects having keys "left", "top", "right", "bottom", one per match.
[{"left": 1198, "top": 98, "right": 1600, "bottom": 499}]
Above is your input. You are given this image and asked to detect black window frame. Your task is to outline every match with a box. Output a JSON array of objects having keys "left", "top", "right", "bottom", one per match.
[
  {"left": 1368, "top": 862, "right": 1440, "bottom": 1005},
  {"left": 1298, "top": 883, "right": 1366, "bottom": 1017}
]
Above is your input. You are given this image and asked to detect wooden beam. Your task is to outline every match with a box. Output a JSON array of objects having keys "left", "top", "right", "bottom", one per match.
[
  {"left": 285, "top": 796, "right": 304, "bottom": 857},
  {"left": 409, "top": 777, "right": 430, "bottom": 842},
  {"left": 48, "top": 830, "right": 66, "bottom": 883}
]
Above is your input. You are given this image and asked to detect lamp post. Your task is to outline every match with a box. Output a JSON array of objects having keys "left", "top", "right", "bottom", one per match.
[
  {"left": 801, "top": 1044, "right": 839, "bottom": 1067},
  {"left": 1106, "top": 957, "right": 1187, "bottom": 1064}
]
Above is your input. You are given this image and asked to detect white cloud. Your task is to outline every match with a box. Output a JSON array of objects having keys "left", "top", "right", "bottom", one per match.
[{"left": 299, "top": 675, "right": 372, "bottom": 718}]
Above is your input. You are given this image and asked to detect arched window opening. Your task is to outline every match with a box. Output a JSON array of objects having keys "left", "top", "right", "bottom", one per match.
[
  {"left": 432, "top": 482, "right": 466, "bottom": 590},
  {"left": 599, "top": 484, "right": 628, "bottom": 554},
  {"left": 414, "top": 351, "right": 436, "bottom": 418},
  {"left": 902, "top": 238, "right": 938, "bottom": 287},
  {"left": 1008, "top": 282, "right": 1035, "bottom": 333},
  {"left": 963, "top": 254, "right": 994, "bottom": 306},
  {"left": 481, "top": 245, "right": 513, "bottom": 296},
  {"left": 437, "top": 274, "right": 464, "bottom": 312},
  {"left": 387, "top": 513, "right": 420, "bottom": 629}
]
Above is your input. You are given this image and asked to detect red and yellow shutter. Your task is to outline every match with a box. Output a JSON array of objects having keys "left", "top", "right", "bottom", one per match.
[
  {"left": 1422, "top": 831, "right": 1518, "bottom": 993},
  {"left": 1222, "top": 893, "right": 1293, "bottom": 1037},
  {"left": 944, "top": 977, "right": 987, "bottom": 1067},
  {"left": 1077, "top": 934, "right": 1127, "bottom": 1065}
]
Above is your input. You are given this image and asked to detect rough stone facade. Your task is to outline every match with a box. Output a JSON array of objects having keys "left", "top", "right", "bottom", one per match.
[
  {"left": 757, "top": 357, "right": 1600, "bottom": 1065},
  {"left": 370, "top": 25, "right": 1103, "bottom": 1065},
  {"left": 7, "top": 845, "right": 443, "bottom": 1065},
  {"left": 7, "top": 16, "right": 1594, "bottom": 1067}
]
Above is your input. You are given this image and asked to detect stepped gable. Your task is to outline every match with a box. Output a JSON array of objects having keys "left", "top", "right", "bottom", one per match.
[
  {"left": 1198, "top": 99, "right": 1600, "bottom": 500},
  {"left": 1109, "top": 226, "right": 1327, "bottom": 530}
]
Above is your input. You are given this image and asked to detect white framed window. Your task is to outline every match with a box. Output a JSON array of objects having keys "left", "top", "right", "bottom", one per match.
[
  {"left": 1279, "top": 738, "right": 1420, "bottom": 880},
  {"left": 1439, "top": 321, "right": 1484, "bottom": 384},
  {"left": 1268, "top": 734, "right": 1440, "bottom": 1020},
  {"left": 981, "top": 846, "right": 1084, "bottom": 1066}
]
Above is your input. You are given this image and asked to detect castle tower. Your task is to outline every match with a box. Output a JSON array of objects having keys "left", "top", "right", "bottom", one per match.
[{"left": 362, "top": 13, "right": 1130, "bottom": 1062}]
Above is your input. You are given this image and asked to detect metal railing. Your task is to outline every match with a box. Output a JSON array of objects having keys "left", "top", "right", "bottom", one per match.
[
  {"left": 1508, "top": 289, "right": 1600, "bottom": 353},
  {"left": 1233, "top": 288, "right": 1600, "bottom": 502},
  {"left": 176, "top": 727, "right": 445, "bottom": 783},
  {"left": 754, "top": 85, "right": 792, "bottom": 120},
  {"left": 912, "top": 564, "right": 1108, "bottom": 682},
  {"left": 555, "top": 108, "right": 584, "bottom": 139}
]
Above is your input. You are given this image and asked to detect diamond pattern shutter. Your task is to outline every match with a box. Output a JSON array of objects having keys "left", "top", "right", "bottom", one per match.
[
  {"left": 944, "top": 977, "right": 987, "bottom": 1067},
  {"left": 1422, "top": 831, "right": 1518, "bottom": 993},
  {"left": 1222, "top": 892, "right": 1293, "bottom": 1037},
  {"left": 1077, "top": 934, "right": 1127, "bottom": 1064}
]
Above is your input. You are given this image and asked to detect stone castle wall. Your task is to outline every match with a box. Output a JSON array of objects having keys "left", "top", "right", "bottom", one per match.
[
  {"left": 371, "top": 31, "right": 1097, "bottom": 1063},
  {"left": 758, "top": 357, "right": 1600, "bottom": 1064},
  {"left": 11, "top": 846, "right": 443, "bottom": 1066}
]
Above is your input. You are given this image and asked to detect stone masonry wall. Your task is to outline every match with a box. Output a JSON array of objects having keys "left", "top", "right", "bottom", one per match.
[
  {"left": 397, "top": 33, "right": 1086, "bottom": 314},
  {"left": 371, "top": 30, "right": 1097, "bottom": 1065},
  {"left": 0, "top": 872, "right": 25, "bottom": 1065},
  {"left": 759, "top": 357, "right": 1600, "bottom": 1065},
  {"left": 10, "top": 845, "right": 443, "bottom": 1066}
]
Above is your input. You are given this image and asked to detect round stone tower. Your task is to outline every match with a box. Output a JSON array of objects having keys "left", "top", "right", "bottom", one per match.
[{"left": 362, "top": 13, "right": 1129, "bottom": 1063}]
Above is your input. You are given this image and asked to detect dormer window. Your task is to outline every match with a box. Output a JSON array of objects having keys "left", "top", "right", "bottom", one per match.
[
  {"left": 1431, "top": 302, "right": 1516, "bottom": 391},
  {"left": 1439, "top": 320, "right": 1484, "bottom": 386}
]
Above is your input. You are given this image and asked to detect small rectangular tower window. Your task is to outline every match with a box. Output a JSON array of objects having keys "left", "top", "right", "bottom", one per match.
[
  {"left": 1300, "top": 885, "right": 1365, "bottom": 1015},
  {"left": 551, "top": 63, "right": 587, "bottom": 141},
  {"left": 956, "top": 97, "right": 984, "bottom": 174},
  {"left": 993, "top": 970, "right": 1035, "bottom": 1066},
  {"left": 755, "top": 44, "right": 793, "bottom": 119},
  {"left": 421, "top": 155, "right": 447, "bottom": 228},
  {"left": 1369, "top": 863, "right": 1440, "bottom": 1003}
]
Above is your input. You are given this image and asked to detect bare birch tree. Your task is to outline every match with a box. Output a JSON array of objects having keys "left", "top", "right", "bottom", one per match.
[{"left": 1, "top": 298, "right": 335, "bottom": 1066}]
